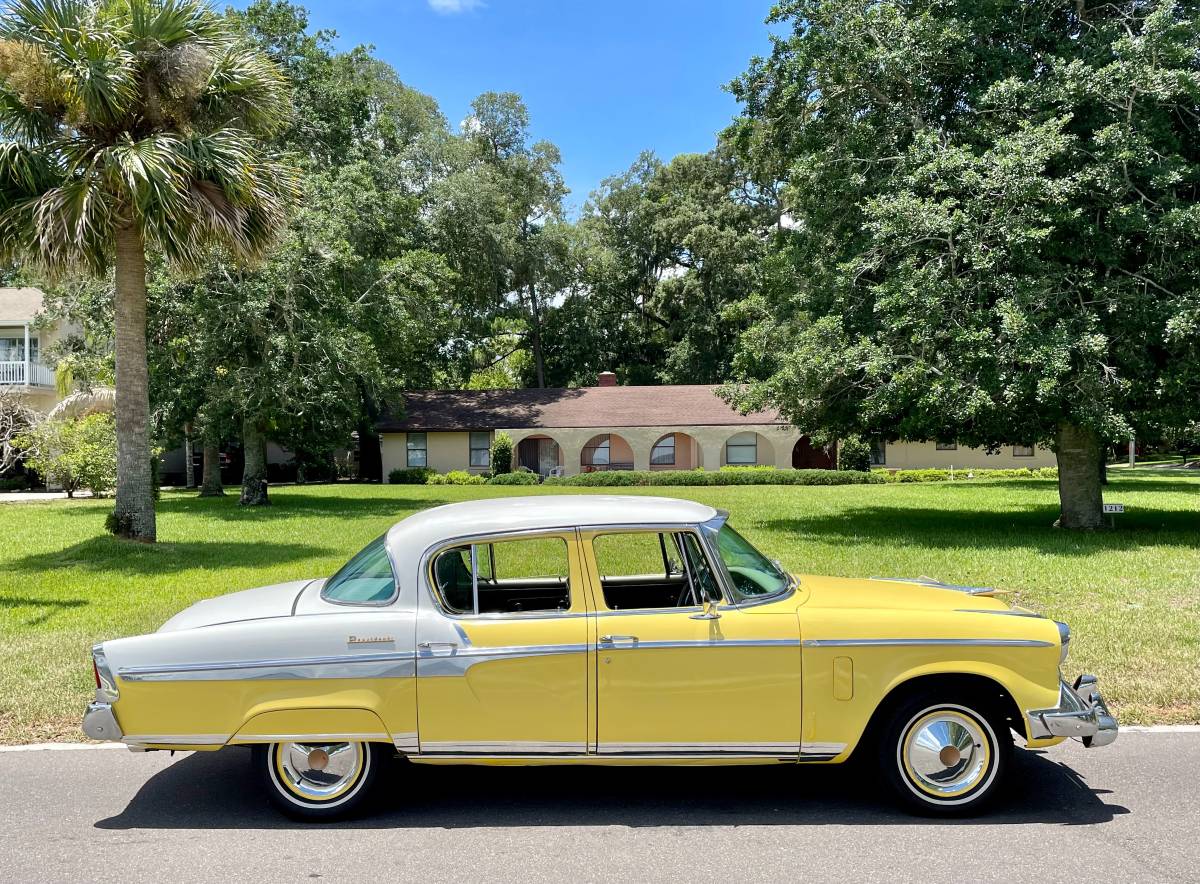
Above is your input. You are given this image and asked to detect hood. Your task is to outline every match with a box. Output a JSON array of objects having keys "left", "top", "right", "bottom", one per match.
[
  {"left": 157, "top": 579, "right": 316, "bottom": 632},
  {"left": 797, "top": 574, "right": 1027, "bottom": 616}
]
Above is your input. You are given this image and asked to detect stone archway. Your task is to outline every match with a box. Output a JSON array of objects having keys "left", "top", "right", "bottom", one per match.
[{"left": 517, "top": 434, "right": 563, "bottom": 476}]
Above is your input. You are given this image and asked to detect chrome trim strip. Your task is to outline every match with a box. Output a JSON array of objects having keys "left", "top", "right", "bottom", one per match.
[
  {"left": 597, "top": 741, "right": 797, "bottom": 756},
  {"left": 229, "top": 732, "right": 388, "bottom": 743},
  {"left": 123, "top": 734, "right": 229, "bottom": 745},
  {"left": 118, "top": 651, "right": 417, "bottom": 682},
  {"left": 416, "top": 643, "right": 588, "bottom": 677},
  {"left": 393, "top": 731, "right": 419, "bottom": 752},
  {"left": 409, "top": 753, "right": 792, "bottom": 762},
  {"left": 801, "top": 638, "right": 1054, "bottom": 648},
  {"left": 870, "top": 576, "right": 1001, "bottom": 596},
  {"left": 801, "top": 741, "right": 847, "bottom": 755},
  {"left": 599, "top": 638, "right": 802, "bottom": 651},
  {"left": 419, "top": 740, "right": 587, "bottom": 755},
  {"left": 92, "top": 645, "right": 119, "bottom": 702},
  {"left": 956, "top": 608, "right": 1046, "bottom": 618}
]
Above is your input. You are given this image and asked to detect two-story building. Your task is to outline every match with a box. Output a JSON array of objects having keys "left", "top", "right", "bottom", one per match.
[{"left": 0, "top": 287, "right": 71, "bottom": 414}]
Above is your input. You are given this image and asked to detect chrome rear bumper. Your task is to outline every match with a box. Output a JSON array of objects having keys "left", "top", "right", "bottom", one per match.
[
  {"left": 82, "top": 701, "right": 123, "bottom": 742},
  {"left": 1027, "top": 674, "right": 1118, "bottom": 747}
]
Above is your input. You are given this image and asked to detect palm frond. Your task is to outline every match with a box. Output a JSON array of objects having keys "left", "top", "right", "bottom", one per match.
[
  {"left": 119, "top": 0, "right": 227, "bottom": 49},
  {"left": 30, "top": 177, "right": 113, "bottom": 271},
  {"left": 200, "top": 42, "right": 290, "bottom": 135}
]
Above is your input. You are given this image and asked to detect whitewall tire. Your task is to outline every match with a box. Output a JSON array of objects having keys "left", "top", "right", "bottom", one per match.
[{"left": 254, "top": 741, "right": 385, "bottom": 820}]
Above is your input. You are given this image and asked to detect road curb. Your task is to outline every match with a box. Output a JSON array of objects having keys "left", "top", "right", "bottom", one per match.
[{"left": 2, "top": 725, "right": 1199, "bottom": 752}]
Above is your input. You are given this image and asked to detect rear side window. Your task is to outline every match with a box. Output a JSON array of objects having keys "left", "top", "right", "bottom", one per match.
[
  {"left": 323, "top": 534, "right": 396, "bottom": 603},
  {"left": 431, "top": 536, "right": 570, "bottom": 616}
]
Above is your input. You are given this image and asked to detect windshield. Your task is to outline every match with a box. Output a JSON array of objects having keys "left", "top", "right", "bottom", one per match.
[
  {"left": 714, "top": 523, "right": 791, "bottom": 599},
  {"left": 322, "top": 534, "right": 396, "bottom": 603}
]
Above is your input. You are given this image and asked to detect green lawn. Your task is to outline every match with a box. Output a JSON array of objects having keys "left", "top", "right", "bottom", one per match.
[{"left": 1, "top": 475, "right": 1197, "bottom": 743}]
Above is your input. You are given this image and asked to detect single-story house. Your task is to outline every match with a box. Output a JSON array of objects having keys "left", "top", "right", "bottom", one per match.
[{"left": 376, "top": 372, "right": 1055, "bottom": 479}]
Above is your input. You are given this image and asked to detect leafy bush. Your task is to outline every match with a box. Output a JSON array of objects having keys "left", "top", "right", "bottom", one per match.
[
  {"left": 543, "top": 468, "right": 883, "bottom": 487},
  {"left": 874, "top": 467, "right": 1058, "bottom": 483},
  {"left": 444, "top": 470, "right": 486, "bottom": 486},
  {"left": 15, "top": 413, "right": 117, "bottom": 498},
  {"left": 489, "top": 432, "right": 513, "bottom": 476},
  {"left": 388, "top": 467, "right": 434, "bottom": 485},
  {"left": 0, "top": 474, "right": 32, "bottom": 492},
  {"left": 838, "top": 435, "right": 872, "bottom": 472},
  {"left": 486, "top": 470, "right": 540, "bottom": 486}
]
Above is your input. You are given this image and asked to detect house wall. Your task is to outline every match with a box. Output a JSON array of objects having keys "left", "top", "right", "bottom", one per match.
[
  {"left": 879, "top": 442, "right": 1056, "bottom": 469},
  {"left": 0, "top": 316, "right": 79, "bottom": 416},
  {"left": 382, "top": 431, "right": 491, "bottom": 476}
]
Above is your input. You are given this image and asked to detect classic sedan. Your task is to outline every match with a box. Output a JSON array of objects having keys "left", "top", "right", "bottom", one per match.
[{"left": 84, "top": 495, "right": 1116, "bottom": 818}]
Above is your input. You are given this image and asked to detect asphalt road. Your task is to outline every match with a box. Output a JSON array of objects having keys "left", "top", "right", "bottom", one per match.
[{"left": 1, "top": 731, "right": 1196, "bottom": 884}]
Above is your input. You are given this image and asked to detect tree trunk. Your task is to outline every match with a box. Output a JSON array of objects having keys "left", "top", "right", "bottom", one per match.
[
  {"left": 199, "top": 422, "right": 224, "bottom": 497},
  {"left": 183, "top": 422, "right": 195, "bottom": 489},
  {"left": 110, "top": 225, "right": 156, "bottom": 542},
  {"left": 1054, "top": 423, "right": 1104, "bottom": 529},
  {"left": 528, "top": 283, "right": 545, "bottom": 388},
  {"left": 239, "top": 415, "right": 269, "bottom": 506}
]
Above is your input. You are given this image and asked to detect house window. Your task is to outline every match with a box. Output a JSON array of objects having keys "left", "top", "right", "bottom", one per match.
[
  {"left": 431, "top": 536, "right": 570, "bottom": 615},
  {"left": 725, "top": 432, "right": 758, "bottom": 465},
  {"left": 0, "top": 337, "right": 36, "bottom": 362},
  {"left": 869, "top": 440, "right": 887, "bottom": 465},
  {"left": 406, "top": 432, "right": 427, "bottom": 467},
  {"left": 582, "top": 434, "right": 611, "bottom": 466},
  {"left": 469, "top": 431, "right": 491, "bottom": 468},
  {"left": 650, "top": 434, "right": 676, "bottom": 466},
  {"left": 1013, "top": 445, "right": 1034, "bottom": 457},
  {"left": 935, "top": 441, "right": 957, "bottom": 451}
]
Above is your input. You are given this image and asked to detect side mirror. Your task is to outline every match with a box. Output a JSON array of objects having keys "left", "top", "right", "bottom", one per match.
[{"left": 689, "top": 596, "right": 722, "bottom": 621}]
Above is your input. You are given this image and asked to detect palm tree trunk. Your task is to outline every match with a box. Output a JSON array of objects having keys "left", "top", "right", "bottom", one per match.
[
  {"left": 239, "top": 414, "right": 269, "bottom": 506},
  {"left": 110, "top": 225, "right": 156, "bottom": 541},
  {"left": 1055, "top": 422, "right": 1104, "bottom": 529},
  {"left": 183, "top": 421, "right": 195, "bottom": 489},
  {"left": 199, "top": 421, "right": 224, "bottom": 497}
]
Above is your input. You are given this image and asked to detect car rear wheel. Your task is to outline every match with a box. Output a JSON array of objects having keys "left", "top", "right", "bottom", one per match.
[
  {"left": 879, "top": 693, "right": 1011, "bottom": 816},
  {"left": 254, "top": 741, "right": 385, "bottom": 820}
]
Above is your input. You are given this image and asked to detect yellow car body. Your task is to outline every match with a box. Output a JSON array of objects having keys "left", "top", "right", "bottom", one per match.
[{"left": 84, "top": 495, "right": 1116, "bottom": 815}]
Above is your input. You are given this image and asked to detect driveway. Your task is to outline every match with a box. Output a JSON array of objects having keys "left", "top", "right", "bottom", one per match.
[{"left": 1, "top": 731, "right": 1195, "bottom": 883}]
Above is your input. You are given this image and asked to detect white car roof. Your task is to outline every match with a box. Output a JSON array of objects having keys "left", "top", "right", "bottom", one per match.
[{"left": 386, "top": 494, "right": 720, "bottom": 557}]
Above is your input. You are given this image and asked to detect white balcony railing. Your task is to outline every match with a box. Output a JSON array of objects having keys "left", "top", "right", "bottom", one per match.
[{"left": 0, "top": 360, "right": 55, "bottom": 387}]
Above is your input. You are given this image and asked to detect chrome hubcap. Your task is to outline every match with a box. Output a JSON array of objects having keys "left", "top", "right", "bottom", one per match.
[
  {"left": 276, "top": 742, "right": 362, "bottom": 801},
  {"left": 901, "top": 709, "right": 989, "bottom": 798}
]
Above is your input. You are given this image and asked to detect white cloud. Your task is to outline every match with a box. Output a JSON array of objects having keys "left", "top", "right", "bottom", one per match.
[{"left": 428, "top": 0, "right": 483, "bottom": 13}]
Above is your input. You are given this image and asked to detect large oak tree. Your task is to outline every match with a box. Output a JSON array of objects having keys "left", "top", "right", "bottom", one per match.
[{"left": 726, "top": 0, "right": 1200, "bottom": 528}]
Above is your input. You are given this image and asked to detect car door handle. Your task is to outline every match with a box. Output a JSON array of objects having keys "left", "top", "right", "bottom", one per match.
[
  {"left": 598, "top": 635, "right": 639, "bottom": 648},
  {"left": 417, "top": 641, "right": 458, "bottom": 656}
]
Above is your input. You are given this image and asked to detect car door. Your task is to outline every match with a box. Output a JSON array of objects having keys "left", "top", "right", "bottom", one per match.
[
  {"left": 583, "top": 527, "right": 802, "bottom": 759},
  {"left": 414, "top": 530, "right": 591, "bottom": 756}
]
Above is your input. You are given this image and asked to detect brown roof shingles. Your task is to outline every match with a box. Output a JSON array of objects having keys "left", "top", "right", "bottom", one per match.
[{"left": 376, "top": 386, "right": 783, "bottom": 432}]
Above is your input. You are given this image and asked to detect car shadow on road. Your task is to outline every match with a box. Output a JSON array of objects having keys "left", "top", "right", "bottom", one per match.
[{"left": 95, "top": 746, "right": 1127, "bottom": 830}]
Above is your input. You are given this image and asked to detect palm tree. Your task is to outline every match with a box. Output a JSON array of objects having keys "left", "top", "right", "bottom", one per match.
[{"left": 0, "top": 0, "right": 298, "bottom": 541}]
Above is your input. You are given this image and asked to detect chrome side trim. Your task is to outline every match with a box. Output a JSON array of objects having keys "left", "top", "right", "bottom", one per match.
[
  {"left": 956, "top": 608, "right": 1046, "bottom": 619},
  {"left": 801, "top": 741, "right": 847, "bottom": 755},
  {"left": 416, "top": 643, "right": 588, "bottom": 677},
  {"left": 123, "top": 734, "right": 229, "bottom": 746},
  {"left": 118, "top": 651, "right": 417, "bottom": 682},
  {"left": 229, "top": 732, "right": 389, "bottom": 744},
  {"left": 393, "top": 731, "right": 419, "bottom": 752},
  {"left": 599, "top": 638, "right": 802, "bottom": 651},
  {"left": 419, "top": 740, "right": 587, "bottom": 755},
  {"left": 92, "top": 645, "right": 119, "bottom": 702},
  {"left": 801, "top": 638, "right": 1054, "bottom": 648},
  {"left": 597, "top": 741, "right": 796, "bottom": 756}
]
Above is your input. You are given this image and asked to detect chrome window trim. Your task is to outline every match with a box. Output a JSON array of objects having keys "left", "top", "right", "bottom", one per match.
[
  {"left": 700, "top": 513, "right": 796, "bottom": 608},
  {"left": 421, "top": 528, "right": 579, "bottom": 621},
  {"left": 588, "top": 524, "right": 731, "bottom": 611},
  {"left": 800, "top": 638, "right": 1054, "bottom": 648}
]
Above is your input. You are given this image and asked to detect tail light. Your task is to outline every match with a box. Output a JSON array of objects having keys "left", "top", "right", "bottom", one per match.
[{"left": 93, "top": 657, "right": 101, "bottom": 689}]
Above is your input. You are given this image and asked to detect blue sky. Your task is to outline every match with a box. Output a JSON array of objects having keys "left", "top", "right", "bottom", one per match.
[{"left": 254, "top": 0, "right": 777, "bottom": 213}]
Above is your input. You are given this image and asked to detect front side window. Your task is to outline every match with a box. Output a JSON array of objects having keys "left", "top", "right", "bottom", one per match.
[
  {"left": 650, "top": 434, "right": 676, "bottom": 466},
  {"left": 725, "top": 432, "right": 757, "bottom": 465},
  {"left": 469, "top": 431, "right": 490, "bottom": 468},
  {"left": 713, "top": 523, "right": 790, "bottom": 599},
  {"left": 322, "top": 534, "right": 396, "bottom": 603},
  {"left": 592, "top": 531, "right": 720, "bottom": 611},
  {"left": 431, "top": 536, "right": 570, "bottom": 615},
  {"left": 407, "top": 432, "right": 427, "bottom": 467}
]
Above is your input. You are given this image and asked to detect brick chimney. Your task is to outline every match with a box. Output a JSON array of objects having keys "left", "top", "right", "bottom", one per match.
[{"left": 596, "top": 371, "right": 618, "bottom": 387}]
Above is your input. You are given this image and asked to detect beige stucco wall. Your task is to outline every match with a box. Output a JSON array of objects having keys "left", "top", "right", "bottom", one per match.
[
  {"left": 381, "top": 425, "right": 1058, "bottom": 481},
  {"left": 879, "top": 442, "right": 1056, "bottom": 469}
]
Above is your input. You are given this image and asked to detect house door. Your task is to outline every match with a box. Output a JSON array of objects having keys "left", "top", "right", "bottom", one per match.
[
  {"left": 792, "top": 436, "right": 836, "bottom": 469},
  {"left": 517, "top": 437, "right": 561, "bottom": 476}
]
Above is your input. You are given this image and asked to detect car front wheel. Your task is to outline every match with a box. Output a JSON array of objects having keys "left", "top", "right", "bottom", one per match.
[
  {"left": 254, "top": 741, "right": 385, "bottom": 820},
  {"left": 880, "top": 694, "right": 1011, "bottom": 816}
]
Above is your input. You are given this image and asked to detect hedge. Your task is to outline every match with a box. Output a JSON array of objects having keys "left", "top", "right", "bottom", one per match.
[
  {"left": 486, "top": 470, "right": 540, "bottom": 486},
  {"left": 874, "top": 467, "right": 1058, "bottom": 482},
  {"left": 427, "top": 470, "right": 486, "bottom": 486},
  {"left": 388, "top": 467, "right": 435, "bottom": 484},
  {"left": 543, "top": 468, "right": 884, "bottom": 487}
]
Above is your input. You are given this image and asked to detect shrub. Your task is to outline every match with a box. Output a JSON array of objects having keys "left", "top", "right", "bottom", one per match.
[
  {"left": 444, "top": 470, "right": 486, "bottom": 486},
  {"left": 15, "top": 413, "right": 117, "bottom": 498},
  {"left": 543, "top": 468, "right": 883, "bottom": 487},
  {"left": 425, "top": 473, "right": 446, "bottom": 485},
  {"left": 486, "top": 470, "right": 539, "bottom": 486},
  {"left": 489, "top": 432, "right": 513, "bottom": 476},
  {"left": 838, "top": 435, "right": 872, "bottom": 472},
  {"left": 388, "top": 467, "right": 434, "bottom": 485},
  {"left": 874, "top": 467, "right": 1058, "bottom": 483}
]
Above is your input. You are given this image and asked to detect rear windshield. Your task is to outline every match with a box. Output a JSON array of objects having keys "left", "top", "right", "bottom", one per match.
[{"left": 322, "top": 534, "right": 396, "bottom": 603}]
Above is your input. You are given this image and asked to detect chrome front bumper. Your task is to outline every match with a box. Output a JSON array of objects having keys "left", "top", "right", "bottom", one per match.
[
  {"left": 1027, "top": 674, "right": 1118, "bottom": 747},
  {"left": 82, "top": 701, "right": 123, "bottom": 742}
]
